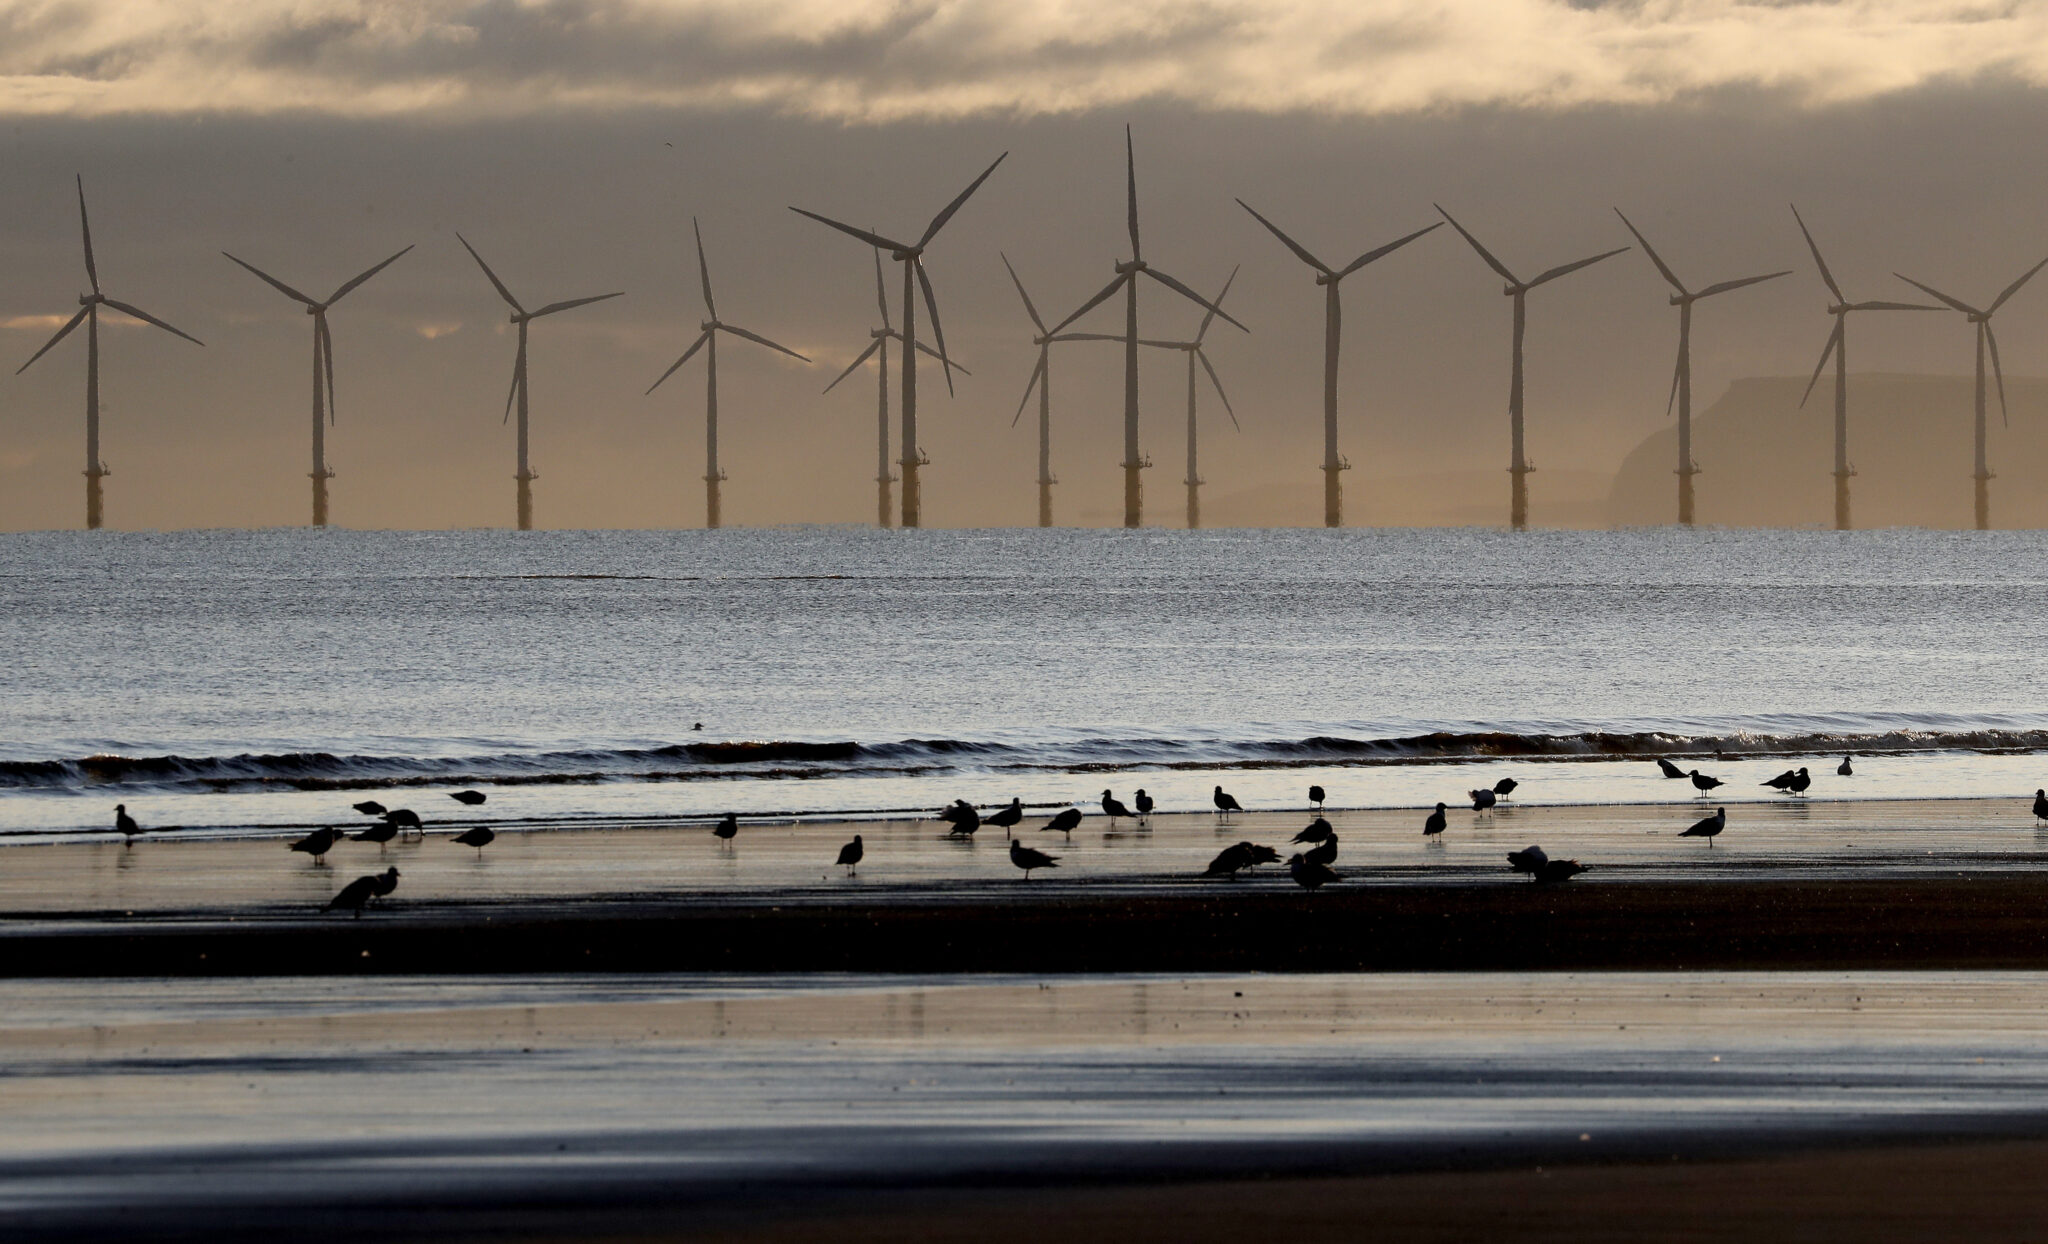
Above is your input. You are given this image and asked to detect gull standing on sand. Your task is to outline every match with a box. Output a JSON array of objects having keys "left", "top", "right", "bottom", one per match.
[
  {"left": 1762, "top": 767, "right": 1810, "bottom": 794},
  {"left": 837, "top": 834, "right": 863, "bottom": 875},
  {"left": 1287, "top": 854, "right": 1338, "bottom": 891},
  {"left": 383, "top": 808, "right": 424, "bottom": 838},
  {"left": 1203, "top": 842, "right": 1258, "bottom": 878},
  {"left": 323, "top": 867, "right": 398, "bottom": 918},
  {"left": 1100, "top": 790, "right": 1135, "bottom": 825},
  {"left": 1507, "top": 844, "right": 1548, "bottom": 874},
  {"left": 1293, "top": 817, "right": 1334, "bottom": 844},
  {"left": 1304, "top": 834, "right": 1338, "bottom": 867},
  {"left": 352, "top": 819, "right": 398, "bottom": 845},
  {"left": 1043, "top": 807, "right": 1083, "bottom": 836},
  {"left": 453, "top": 826, "right": 495, "bottom": 857},
  {"left": 1423, "top": 803, "right": 1448, "bottom": 836},
  {"left": 1681, "top": 807, "right": 1727, "bottom": 845},
  {"left": 290, "top": 826, "right": 345, "bottom": 863},
  {"left": 1470, "top": 787, "right": 1497, "bottom": 812},
  {"left": 948, "top": 804, "right": 982, "bottom": 837},
  {"left": 450, "top": 790, "right": 487, "bottom": 806},
  {"left": 1009, "top": 839, "right": 1059, "bottom": 878},
  {"left": 1213, "top": 786, "right": 1243, "bottom": 816},
  {"left": 1309, "top": 784, "right": 1326, "bottom": 811},
  {"left": 713, "top": 813, "right": 739, "bottom": 843},
  {"left": 1657, "top": 759, "right": 1686, "bottom": 779},
  {"left": 986, "top": 798, "right": 1025, "bottom": 835},
  {"left": 1492, "top": 778, "right": 1518, "bottom": 800},
  {"left": 114, "top": 804, "right": 142, "bottom": 841},
  {"left": 1134, "top": 789, "right": 1155, "bottom": 821},
  {"left": 1838, "top": 755, "right": 1855, "bottom": 776},
  {"left": 2033, "top": 790, "right": 2048, "bottom": 823},
  {"left": 1688, "top": 770, "right": 1723, "bottom": 795}
]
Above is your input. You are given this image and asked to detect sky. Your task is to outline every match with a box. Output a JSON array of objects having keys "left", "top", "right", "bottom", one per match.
[{"left": 2, "top": 0, "right": 2047, "bottom": 529}]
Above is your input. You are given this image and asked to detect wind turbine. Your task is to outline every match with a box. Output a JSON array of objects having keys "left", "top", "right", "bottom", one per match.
[
  {"left": 1064, "top": 269, "right": 1242, "bottom": 529},
  {"left": 16, "top": 176, "right": 203, "bottom": 530},
  {"left": 791, "top": 152, "right": 1008, "bottom": 528},
  {"left": 1612, "top": 210, "right": 1789, "bottom": 527},
  {"left": 1047, "top": 127, "right": 1250, "bottom": 528},
  {"left": 821, "top": 244, "right": 961, "bottom": 527},
  {"left": 1788, "top": 205, "right": 1937, "bottom": 530},
  {"left": 1236, "top": 201, "right": 1439, "bottom": 527},
  {"left": 647, "top": 219, "right": 809, "bottom": 529},
  {"left": 456, "top": 234, "right": 622, "bottom": 531},
  {"left": 1436, "top": 206, "right": 1628, "bottom": 530},
  {"left": 221, "top": 243, "right": 414, "bottom": 527},
  {"left": 999, "top": 252, "right": 1097, "bottom": 527},
  {"left": 1894, "top": 255, "right": 2048, "bottom": 530}
]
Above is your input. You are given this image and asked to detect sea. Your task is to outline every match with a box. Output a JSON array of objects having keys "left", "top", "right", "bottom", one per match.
[{"left": 3, "top": 525, "right": 2046, "bottom": 841}]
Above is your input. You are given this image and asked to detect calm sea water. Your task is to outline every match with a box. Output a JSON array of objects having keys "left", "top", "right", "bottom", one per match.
[{"left": 4, "top": 526, "right": 2047, "bottom": 837}]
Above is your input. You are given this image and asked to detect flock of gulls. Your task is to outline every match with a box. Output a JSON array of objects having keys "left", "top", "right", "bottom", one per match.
[{"left": 100, "top": 753, "right": 2048, "bottom": 917}]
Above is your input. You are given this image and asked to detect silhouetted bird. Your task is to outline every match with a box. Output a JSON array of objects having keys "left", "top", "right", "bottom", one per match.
[
  {"left": 353, "top": 800, "right": 387, "bottom": 816},
  {"left": 114, "top": 804, "right": 142, "bottom": 840},
  {"left": 1786, "top": 768, "right": 1811, "bottom": 795},
  {"left": 1242, "top": 842, "right": 1281, "bottom": 867},
  {"left": 1213, "top": 786, "right": 1243, "bottom": 815},
  {"left": 713, "top": 813, "right": 739, "bottom": 842},
  {"left": 1423, "top": 803, "right": 1448, "bottom": 836},
  {"left": 1309, "top": 784, "right": 1326, "bottom": 811},
  {"left": 1042, "top": 807, "right": 1083, "bottom": 835},
  {"left": 1656, "top": 759, "right": 1686, "bottom": 779},
  {"left": 986, "top": 798, "right": 1025, "bottom": 835},
  {"left": 1287, "top": 854, "right": 1338, "bottom": 891},
  {"left": 937, "top": 800, "right": 974, "bottom": 825},
  {"left": 1507, "top": 844, "right": 1548, "bottom": 874},
  {"left": 351, "top": 820, "right": 398, "bottom": 845},
  {"left": 383, "top": 808, "right": 424, "bottom": 838},
  {"left": 2034, "top": 790, "right": 2048, "bottom": 823},
  {"left": 1762, "top": 768, "right": 1807, "bottom": 793},
  {"left": 450, "top": 790, "right": 487, "bottom": 806},
  {"left": 323, "top": 867, "right": 398, "bottom": 919},
  {"left": 1492, "top": 778, "right": 1518, "bottom": 800},
  {"left": 948, "top": 804, "right": 981, "bottom": 837},
  {"left": 1534, "top": 859, "right": 1588, "bottom": 884},
  {"left": 1838, "top": 755, "right": 1854, "bottom": 777},
  {"left": 1292, "top": 817, "right": 1334, "bottom": 844},
  {"left": 837, "top": 834, "right": 863, "bottom": 875},
  {"left": 1134, "top": 789, "right": 1154, "bottom": 820},
  {"left": 1010, "top": 839, "right": 1058, "bottom": 878},
  {"left": 289, "top": 826, "right": 344, "bottom": 863},
  {"left": 1681, "top": 807, "right": 1727, "bottom": 844},
  {"left": 1688, "top": 771, "right": 1723, "bottom": 794},
  {"left": 1304, "top": 834, "right": 1338, "bottom": 867},
  {"left": 1203, "top": 842, "right": 1257, "bottom": 878},
  {"left": 1101, "top": 790, "right": 1135, "bottom": 824},
  {"left": 1470, "top": 787, "right": 1497, "bottom": 812},
  {"left": 453, "top": 826, "right": 495, "bottom": 856}
]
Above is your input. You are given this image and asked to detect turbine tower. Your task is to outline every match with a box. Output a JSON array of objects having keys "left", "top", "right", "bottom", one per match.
[
  {"left": 821, "top": 244, "right": 960, "bottom": 527},
  {"left": 1894, "top": 257, "right": 2048, "bottom": 530},
  {"left": 456, "top": 234, "right": 622, "bottom": 531},
  {"left": 1236, "top": 201, "right": 1439, "bottom": 527},
  {"left": 1789, "top": 205, "right": 1937, "bottom": 530},
  {"left": 221, "top": 243, "right": 415, "bottom": 527},
  {"left": 16, "top": 176, "right": 203, "bottom": 530},
  {"left": 1612, "top": 209, "right": 1789, "bottom": 527},
  {"left": 1436, "top": 206, "right": 1627, "bottom": 530},
  {"left": 1047, "top": 127, "right": 1248, "bottom": 528},
  {"left": 999, "top": 253, "right": 1095, "bottom": 527},
  {"left": 647, "top": 219, "right": 810, "bottom": 530},
  {"left": 1065, "top": 269, "right": 1242, "bottom": 529},
  {"left": 791, "top": 152, "right": 1008, "bottom": 528}
]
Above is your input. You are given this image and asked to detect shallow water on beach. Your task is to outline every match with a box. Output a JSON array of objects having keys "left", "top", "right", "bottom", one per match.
[{"left": 4, "top": 526, "right": 2048, "bottom": 840}]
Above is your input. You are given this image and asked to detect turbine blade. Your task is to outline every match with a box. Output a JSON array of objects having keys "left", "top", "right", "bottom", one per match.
[
  {"left": 1788, "top": 204, "right": 1844, "bottom": 303},
  {"left": 789, "top": 208, "right": 911, "bottom": 254},
  {"left": 1125, "top": 125, "right": 1140, "bottom": 262},
  {"left": 1012, "top": 352, "right": 1046, "bottom": 428},
  {"left": 102, "top": 298, "right": 203, "bottom": 346},
  {"left": 1000, "top": 251, "right": 1046, "bottom": 333},
  {"left": 1529, "top": 246, "right": 1630, "bottom": 288},
  {"left": 720, "top": 323, "right": 810, "bottom": 362},
  {"left": 645, "top": 330, "right": 710, "bottom": 395},
  {"left": 1046, "top": 273, "right": 1130, "bottom": 335},
  {"left": 915, "top": 260, "right": 955, "bottom": 396},
  {"left": 319, "top": 314, "right": 337, "bottom": 425},
  {"left": 873, "top": 245, "right": 890, "bottom": 329},
  {"left": 918, "top": 151, "right": 1009, "bottom": 249},
  {"left": 1144, "top": 268, "right": 1249, "bottom": 332},
  {"left": 1197, "top": 347, "right": 1238, "bottom": 430},
  {"left": 76, "top": 176, "right": 99, "bottom": 295},
  {"left": 1335, "top": 221, "right": 1444, "bottom": 279},
  {"left": 1051, "top": 332, "right": 1125, "bottom": 342},
  {"left": 1989, "top": 255, "right": 2048, "bottom": 314},
  {"left": 14, "top": 306, "right": 89, "bottom": 375},
  {"left": 504, "top": 336, "right": 526, "bottom": 423},
  {"left": 1800, "top": 318, "right": 1843, "bottom": 409},
  {"left": 221, "top": 251, "right": 316, "bottom": 305},
  {"left": 531, "top": 291, "right": 624, "bottom": 318},
  {"left": 693, "top": 217, "right": 717, "bottom": 319},
  {"left": 1697, "top": 270, "right": 1792, "bottom": 299},
  {"left": 1612, "top": 209, "right": 1686, "bottom": 295},
  {"left": 823, "top": 338, "right": 883, "bottom": 394},
  {"left": 1986, "top": 322, "right": 2009, "bottom": 425},
  {"left": 912, "top": 339, "right": 963, "bottom": 372},
  {"left": 326, "top": 244, "right": 415, "bottom": 305},
  {"left": 1434, "top": 204, "right": 1520, "bottom": 286},
  {"left": 456, "top": 234, "right": 524, "bottom": 314},
  {"left": 1194, "top": 266, "right": 1239, "bottom": 344},
  {"left": 1847, "top": 300, "right": 1941, "bottom": 312},
  {"left": 1894, "top": 274, "right": 1977, "bottom": 316},
  {"left": 1237, "top": 199, "right": 1331, "bottom": 276}
]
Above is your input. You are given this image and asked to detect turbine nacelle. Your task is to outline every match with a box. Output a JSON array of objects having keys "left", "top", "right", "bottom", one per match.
[
  {"left": 1116, "top": 259, "right": 1147, "bottom": 276},
  {"left": 78, "top": 293, "right": 103, "bottom": 307}
]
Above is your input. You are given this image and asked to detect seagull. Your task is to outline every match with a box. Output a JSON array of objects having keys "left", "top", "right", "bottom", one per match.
[
  {"left": 1042, "top": 807, "right": 1083, "bottom": 836},
  {"left": 1470, "top": 788, "right": 1497, "bottom": 812},
  {"left": 1213, "top": 786, "right": 1243, "bottom": 815},
  {"left": 323, "top": 868, "right": 398, "bottom": 919},
  {"left": 985, "top": 798, "right": 1025, "bottom": 835},
  {"left": 1009, "top": 838, "right": 1059, "bottom": 878},
  {"left": 1506, "top": 844, "right": 1549, "bottom": 874},
  {"left": 1656, "top": 759, "right": 1686, "bottom": 779},
  {"left": 1308, "top": 784, "right": 1326, "bottom": 811},
  {"left": 1762, "top": 768, "right": 1802, "bottom": 792},
  {"left": 351, "top": 819, "right": 398, "bottom": 845},
  {"left": 1492, "top": 778, "right": 1518, "bottom": 800},
  {"left": 947, "top": 804, "right": 982, "bottom": 837},
  {"left": 1134, "top": 789, "right": 1154, "bottom": 821},
  {"left": 352, "top": 800, "right": 387, "bottom": 816},
  {"left": 1203, "top": 842, "right": 1258, "bottom": 878},
  {"left": 1241, "top": 842, "right": 1281, "bottom": 867},
  {"left": 452, "top": 826, "right": 495, "bottom": 857},
  {"left": 1304, "top": 833, "right": 1338, "bottom": 867},
  {"left": 1292, "top": 817, "right": 1334, "bottom": 844},
  {"left": 450, "top": 790, "right": 487, "bottom": 806},
  {"left": 937, "top": 800, "right": 974, "bottom": 826},
  {"left": 1681, "top": 807, "right": 1727, "bottom": 845},
  {"left": 1101, "top": 790, "right": 1135, "bottom": 824},
  {"left": 837, "top": 834, "right": 863, "bottom": 875},
  {"left": 1423, "top": 803, "right": 1448, "bottom": 836},
  {"left": 713, "top": 813, "right": 739, "bottom": 842},
  {"left": 1838, "top": 755, "right": 1854, "bottom": 777},
  {"left": 1786, "top": 768, "right": 1811, "bottom": 795},
  {"left": 383, "top": 808, "right": 424, "bottom": 838},
  {"left": 1688, "top": 770, "right": 1723, "bottom": 795},
  {"left": 1534, "top": 859, "right": 1588, "bottom": 884},
  {"left": 114, "top": 804, "right": 142, "bottom": 840},
  {"left": 2033, "top": 790, "right": 2048, "bottom": 823},
  {"left": 1287, "top": 854, "right": 1338, "bottom": 891},
  {"left": 289, "top": 826, "right": 345, "bottom": 863},
  {"left": 371, "top": 866, "right": 400, "bottom": 900}
]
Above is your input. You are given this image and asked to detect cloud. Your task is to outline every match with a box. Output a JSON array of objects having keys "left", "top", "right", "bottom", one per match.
[
  {"left": 0, "top": 0, "right": 2041, "bottom": 120},
  {"left": 415, "top": 320, "right": 463, "bottom": 338}
]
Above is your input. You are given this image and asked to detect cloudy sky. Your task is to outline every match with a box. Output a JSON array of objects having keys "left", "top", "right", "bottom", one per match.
[{"left": 2, "top": 0, "right": 2046, "bottom": 528}]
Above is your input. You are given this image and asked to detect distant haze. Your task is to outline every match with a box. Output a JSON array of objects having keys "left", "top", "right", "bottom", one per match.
[{"left": 1, "top": 2, "right": 2047, "bottom": 529}]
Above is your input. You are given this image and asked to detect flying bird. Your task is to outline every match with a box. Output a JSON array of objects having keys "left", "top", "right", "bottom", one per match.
[
  {"left": 1293, "top": 817, "right": 1334, "bottom": 844},
  {"left": 713, "top": 813, "right": 739, "bottom": 842},
  {"left": 289, "top": 826, "right": 345, "bottom": 863},
  {"left": 1101, "top": 790, "right": 1135, "bottom": 824},
  {"left": 1308, "top": 784, "right": 1326, "bottom": 811},
  {"left": 1042, "top": 807, "right": 1083, "bottom": 835},
  {"left": 453, "top": 826, "right": 495, "bottom": 856},
  {"left": 985, "top": 798, "right": 1025, "bottom": 835},
  {"left": 450, "top": 790, "right": 487, "bottom": 806},
  {"left": 352, "top": 800, "right": 387, "bottom": 816},
  {"left": 1688, "top": 771, "right": 1723, "bottom": 794},
  {"left": 1507, "top": 844, "right": 1549, "bottom": 874},
  {"left": 1304, "top": 834, "right": 1338, "bottom": 867},
  {"left": 114, "top": 804, "right": 142, "bottom": 840},
  {"left": 1009, "top": 839, "right": 1059, "bottom": 878},
  {"left": 1492, "top": 778, "right": 1518, "bottom": 799},
  {"left": 1423, "top": 803, "right": 1448, "bottom": 836},
  {"left": 1681, "top": 807, "right": 1727, "bottom": 845},
  {"left": 1287, "top": 854, "right": 1339, "bottom": 891},
  {"left": 1470, "top": 788, "right": 1497, "bottom": 812},
  {"left": 323, "top": 867, "right": 398, "bottom": 919},
  {"left": 1838, "top": 755, "right": 1854, "bottom": 777},
  {"left": 1534, "top": 859, "right": 1588, "bottom": 884},
  {"left": 1213, "top": 786, "right": 1243, "bottom": 815},
  {"left": 837, "top": 834, "right": 864, "bottom": 875},
  {"left": 1656, "top": 759, "right": 1686, "bottom": 779}
]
